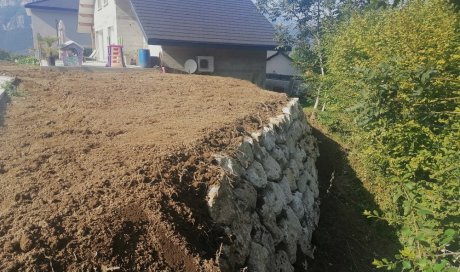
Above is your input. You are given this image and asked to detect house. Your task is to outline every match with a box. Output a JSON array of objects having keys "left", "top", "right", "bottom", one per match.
[
  {"left": 266, "top": 51, "right": 299, "bottom": 79},
  {"left": 265, "top": 51, "right": 302, "bottom": 94},
  {"left": 79, "top": 0, "right": 276, "bottom": 85},
  {"left": 25, "top": 0, "right": 91, "bottom": 58}
]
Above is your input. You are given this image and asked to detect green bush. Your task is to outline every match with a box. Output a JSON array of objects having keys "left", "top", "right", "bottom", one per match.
[
  {"left": 0, "top": 49, "right": 11, "bottom": 61},
  {"left": 321, "top": 0, "right": 459, "bottom": 270},
  {"left": 14, "top": 55, "right": 39, "bottom": 66}
]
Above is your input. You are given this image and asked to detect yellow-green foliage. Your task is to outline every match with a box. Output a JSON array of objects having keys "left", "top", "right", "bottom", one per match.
[{"left": 322, "top": 0, "right": 459, "bottom": 270}]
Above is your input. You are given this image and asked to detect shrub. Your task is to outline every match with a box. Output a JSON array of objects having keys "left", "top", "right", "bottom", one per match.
[
  {"left": 322, "top": 0, "right": 459, "bottom": 270},
  {"left": 0, "top": 49, "right": 11, "bottom": 61}
]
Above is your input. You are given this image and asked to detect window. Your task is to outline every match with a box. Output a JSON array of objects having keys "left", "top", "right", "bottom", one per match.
[{"left": 97, "top": 0, "right": 102, "bottom": 10}]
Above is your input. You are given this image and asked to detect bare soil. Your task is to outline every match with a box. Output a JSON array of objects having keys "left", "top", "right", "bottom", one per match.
[{"left": 0, "top": 64, "right": 288, "bottom": 271}]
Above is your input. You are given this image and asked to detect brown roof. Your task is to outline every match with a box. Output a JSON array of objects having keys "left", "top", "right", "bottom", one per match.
[{"left": 130, "top": 0, "right": 277, "bottom": 49}]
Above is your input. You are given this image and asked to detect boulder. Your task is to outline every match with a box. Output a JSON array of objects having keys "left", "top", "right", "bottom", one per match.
[
  {"left": 252, "top": 139, "right": 265, "bottom": 161},
  {"left": 293, "top": 147, "right": 307, "bottom": 167},
  {"left": 278, "top": 177, "right": 293, "bottom": 204},
  {"left": 262, "top": 154, "right": 282, "bottom": 181},
  {"left": 297, "top": 172, "right": 311, "bottom": 194},
  {"left": 298, "top": 227, "right": 315, "bottom": 258},
  {"left": 251, "top": 214, "right": 276, "bottom": 255},
  {"left": 270, "top": 145, "right": 288, "bottom": 169},
  {"left": 207, "top": 179, "right": 237, "bottom": 225},
  {"left": 236, "top": 138, "right": 254, "bottom": 168},
  {"left": 282, "top": 98, "right": 301, "bottom": 120},
  {"left": 260, "top": 182, "right": 287, "bottom": 216},
  {"left": 275, "top": 250, "right": 295, "bottom": 272},
  {"left": 279, "top": 207, "right": 302, "bottom": 263},
  {"left": 222, "top": 222, "right": 253, "bottom": 268},
  {"left": 247, "top": 242, "right": 271, "bottom": 272},
  {"left": 259, "top": 210, "right": 283, "bottom": 245},
  {"left": 282, "top": 168, "right": 297, "bottom": 192},
  {"left": 288, "top": 120, "right": 305, "bottom": 142},
  {"left": 214, "top": 155, "right": 244, "bottom": 177},
  {"left": 234, "top": 180, "right": 258, "bottom": 212},
  {"left": 244, "top": 161, "right": 268, "bottom": 189},
  {"left": 261, "top": 127, "right": 277, "bottom": 151},
  {"left": 289, "top": 192, "right": 305, "bottom": 219}
]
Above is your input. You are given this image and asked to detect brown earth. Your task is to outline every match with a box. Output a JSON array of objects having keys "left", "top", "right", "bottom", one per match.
[{"left": 0, "top": 64, "right": 288, "bottom": 271}]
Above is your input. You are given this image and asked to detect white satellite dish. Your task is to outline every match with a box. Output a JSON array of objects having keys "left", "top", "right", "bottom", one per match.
[{"left": 184, "top": 59, "right": 197, "bottom": 74}]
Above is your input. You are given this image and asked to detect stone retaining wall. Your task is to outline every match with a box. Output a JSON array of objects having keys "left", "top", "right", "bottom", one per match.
[{"left": 207, "top": 98, "right": 320, "bottom": 271}]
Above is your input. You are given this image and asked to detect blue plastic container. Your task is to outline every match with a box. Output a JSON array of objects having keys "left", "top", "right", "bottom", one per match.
[{"left": 138, "top": 49, "right": 151, "bottom": 68}]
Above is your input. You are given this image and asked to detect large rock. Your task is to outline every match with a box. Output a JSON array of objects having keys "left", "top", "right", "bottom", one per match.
[
  {"left": 310, "top": 177, "right": 319, "bottom": 199},
  {"left": 207, "top": 179, "right": 237, "bottom": 225},
  {"left": 299, "top": 136, "right": 319, "bottom": 159},
  {"left": 269, "top": 114, "right": 290, "bottom": 133},
  {"left": 288, "top": 120, "right": 305, "bottom": 142},
  {"left": 289, "top": 192, "right": 305, "bottom": 219},
  {"left": 261, "top": 127, "right": 277, "bottom": 151},
  {"left": 279, "top": 207, "right": 302, "bottom": 263},
  {"left": 214, "top": 155, "right": 244, "bottom": 177},
  {"left": 252, "top": 139, "right": 265, "bottom": 162},
  {"left": 260, "top": 182, "right": 287, "bottom": 216},
  {"left": 270, "top": 145, "right": 288, "bottom": 169},
  {"left": 285, "top": 134, "right": 297, "bottom": 155},
  {"left": 289, "top": 158, "right": 300, "bottom": 179},
  {"left": 293, "top": 147, "right": 307, "bottom": 168},
  {"left": 259, "top": 210, "right": 283, "bottom": 245},
  {"left": 302, "top": 156, "right": 318, "bottom": 180},
  {"left": 262, "top": 153, "right": 282, "bottom": 181},
  {"left": 298, "top": 227, "right": 315, "bottom": 258},
  {"left": 234, "top": 180, "right": 257, "bottom": 212},
  {"left": 282, "top": 169, "right": 297, "bottom": 192},
  {"left": 278, "top": 177, "right": 293, "bottom": 204},
  {"left": 297, "top": 171, "right": 313, "bottom": 194},
  {"left": 251, "top": 214, "right": 276, "bottom": 255},
  {"left": 282, "top": 98, "right": 301, "bottom": 120},
  {"left": 220, "top": 222, "right": 253, "bottom": 269},
  {"left": 302, "top": 187, "right": 315, "bottom": 214},
  {"left": 236, "top": 138, "right": 254, "bottom": 168},
  {"left": 275, "top": 250, "right": 295, "bottom": 272},
  {"left": 244, "top": 161, "right": 268, "bottom": 189},
  {"left": 247, "top": 242, "right": 271, "bottom": 272}
]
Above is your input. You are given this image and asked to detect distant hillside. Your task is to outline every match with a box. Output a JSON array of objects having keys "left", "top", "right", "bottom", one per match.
[{"left": 0, "top": 0, "right": 33, "bottom": 54}]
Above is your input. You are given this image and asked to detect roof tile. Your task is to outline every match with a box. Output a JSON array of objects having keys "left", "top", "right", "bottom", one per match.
[{"left": 131, "top": 0, "right": 277, "bottom": 49}]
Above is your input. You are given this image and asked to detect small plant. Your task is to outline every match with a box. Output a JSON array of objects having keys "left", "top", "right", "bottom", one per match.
[
  {"left": 0, "top": 49, "right": 12, "bottom": 61},
  {"left": 15, "top": 55, "right": 39, "bottom": 66},
  {"left": 2, "top": 80, "right": 23, "bottom": 97},
  {"left": 37, "top": 34, "right": 58, "bottom": 65}
]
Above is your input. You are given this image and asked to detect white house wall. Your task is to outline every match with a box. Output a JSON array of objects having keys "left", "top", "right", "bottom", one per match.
[
  {"left": 93, "top": 0, "right": 145, "bottom": 63},
  {"left": 115, "top": 0, "right": 146, "bottom": 63},
  {"left": 29, "top": 9, "right": 91, "bottom": 58},
  {"left": 266, "top": 54, "right": 298, "bottom": 76},
  {"left": 93, "top": 0, "right": 117, "bottom": 61}
]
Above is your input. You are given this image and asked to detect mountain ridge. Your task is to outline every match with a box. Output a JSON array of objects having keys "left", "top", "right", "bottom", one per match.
[{"left": 0, "top": 0, "right": 33, "bottom": 53}]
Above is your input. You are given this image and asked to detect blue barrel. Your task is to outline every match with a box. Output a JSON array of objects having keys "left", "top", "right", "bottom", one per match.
[{"left": 138, "top": 49, "right": 151, "bottom": 68}]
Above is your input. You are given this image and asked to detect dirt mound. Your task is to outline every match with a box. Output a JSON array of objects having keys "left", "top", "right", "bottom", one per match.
[{"left": 0, "top": 65, "right": 287, "bottom": 271}]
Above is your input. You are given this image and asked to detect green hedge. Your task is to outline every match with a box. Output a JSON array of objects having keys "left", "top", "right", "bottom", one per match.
[{"left": 320, "top": 0, "right": 459, "bottom": 270}]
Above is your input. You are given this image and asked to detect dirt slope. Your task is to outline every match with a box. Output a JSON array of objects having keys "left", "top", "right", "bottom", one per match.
[{"left": 0, "top": 65, "right": 287, "bottom": 271}]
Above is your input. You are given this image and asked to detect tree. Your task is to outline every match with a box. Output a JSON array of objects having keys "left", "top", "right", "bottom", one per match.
[
  {"left": 256, "top": 0, "right": 396, "bottom": 109},
  {"left": 323, "top": 0, "right": 460, "bottom": 269}
]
